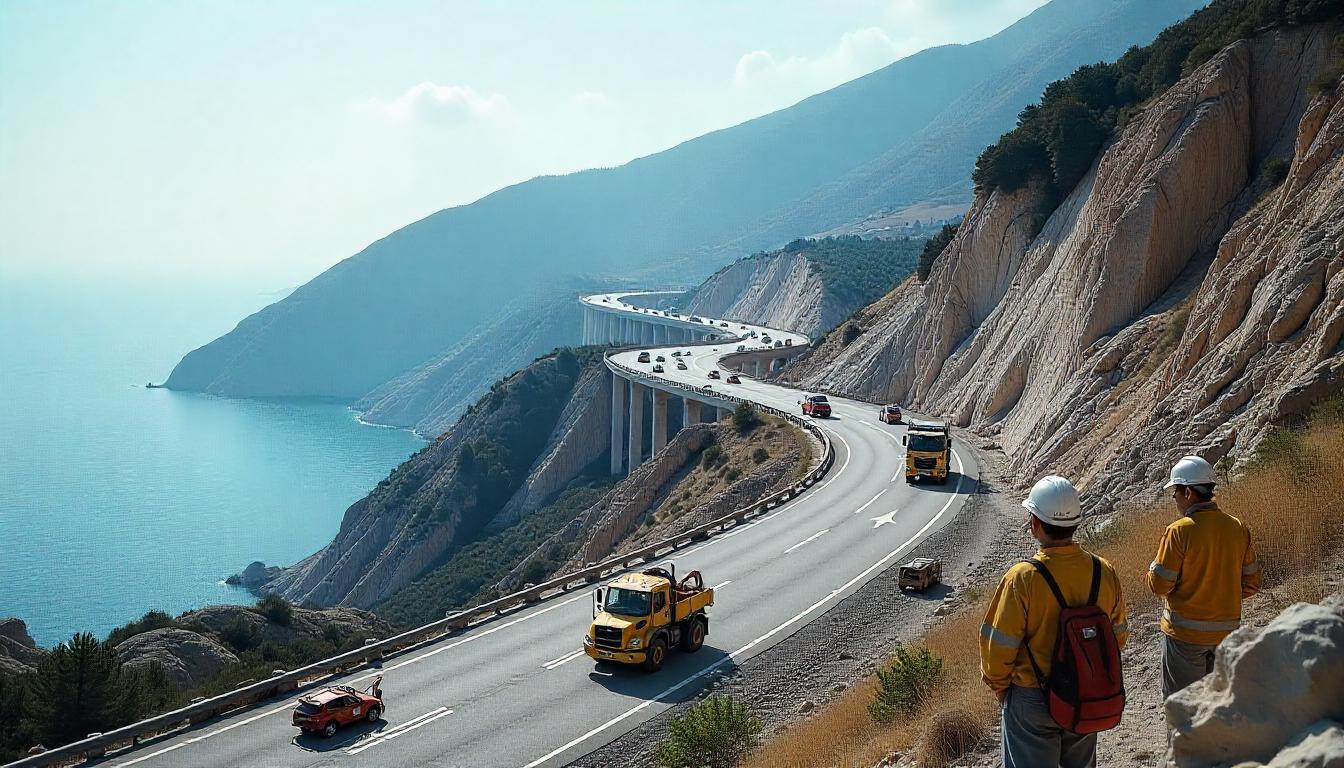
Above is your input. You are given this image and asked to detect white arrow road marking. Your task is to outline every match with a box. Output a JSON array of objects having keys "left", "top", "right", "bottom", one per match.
[
  {"left": 852, "top": 489, "right": 887, "bottom": 515},
  {"left": 346, "top": 706, "right": 454, "bottom": 755},
  {"left": 783, "top": 528, "right": 829, "bottom": 554},
  {"left": 871, "top": 509, "right": 899, "bottom": 528},
  {"left": 542, "top": 649, "right": 587, "bottom": 670},
  {"left": 520, "top": 450, "right": 970, "bottom": 768}
]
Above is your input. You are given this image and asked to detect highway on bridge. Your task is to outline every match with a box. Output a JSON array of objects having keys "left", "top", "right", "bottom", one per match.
[{"left": 98, "top": 295, "right": 979, "bottom": 768}]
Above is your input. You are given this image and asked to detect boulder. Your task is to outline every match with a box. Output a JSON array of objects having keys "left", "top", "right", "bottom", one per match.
[
  {"left": 0, "top": 618, "right": 46, "bottom": 676},
  {"left": 226, "top": 561, "right": 281, "bottom": 589},
  {"left": 1264, "top": 721, "right": 1344, "bottom": 768},
  {"left": 1165, "top": 593, "right": 1344, "bottom": 767},
  {"left": 115, "top": 628, "right": 240, "bottom": 690}
]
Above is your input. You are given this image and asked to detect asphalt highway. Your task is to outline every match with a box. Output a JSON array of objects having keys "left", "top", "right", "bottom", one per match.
[{"left": 99, "top": 295, "right": 978, "bottom": 768}]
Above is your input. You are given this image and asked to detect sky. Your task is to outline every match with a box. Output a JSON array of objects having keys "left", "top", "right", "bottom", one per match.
[{"left": 0, "top": 0, "right": 1049, "bottom": 293}]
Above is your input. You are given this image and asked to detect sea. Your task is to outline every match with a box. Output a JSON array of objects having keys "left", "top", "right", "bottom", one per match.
[{"left": 0, "top": 274, "right": 425, "bottom": 648}]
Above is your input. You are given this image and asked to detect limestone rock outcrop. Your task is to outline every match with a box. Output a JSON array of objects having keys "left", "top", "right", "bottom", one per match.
[
  {"left": 1164, "top": 593, "right": 1344, "bottom": 768},
  {"left": 226, "top": 561, "right": 282, "bottom": 589},
  {"left": 114, "top": 628, "right": 240, "bottom": 690},
  {"left": 782, "top": 23, "right": 1344, "bottom": 510},
  {"left": 685, "top": 252, "right": 829, "bottom": 336},
  {"left": 0, "top": 618, "right": 46, "bottom": 677}
]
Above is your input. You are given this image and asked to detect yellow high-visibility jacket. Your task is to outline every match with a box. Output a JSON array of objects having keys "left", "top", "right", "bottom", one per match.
[
  {"left": 980, "top": 544, "right": 1129, "bottom": 694},
  {"left": 1147, "top": 502, "right": 1261, "bottom": 645}
]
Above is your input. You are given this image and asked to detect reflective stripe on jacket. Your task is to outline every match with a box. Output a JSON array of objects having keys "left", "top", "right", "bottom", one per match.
[
  {"left": 979, "top": 543, "right": 1129, "bottom": 694},
  {"left": 1146, "top": 502, "right": 1261, "bottom": 645}
]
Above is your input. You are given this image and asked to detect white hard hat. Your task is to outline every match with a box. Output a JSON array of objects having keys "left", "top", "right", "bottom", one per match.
[
  {"left": 1164, "top": 455, "right": 1216, "bottom": 489},
  {"left": 1022, "top": 475, "right": 1082, "bottom": 526}
]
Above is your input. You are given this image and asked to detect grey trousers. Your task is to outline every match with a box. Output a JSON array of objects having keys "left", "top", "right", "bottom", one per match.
[
  {"left": 1001, "top": 686, "right": 1097, "bottom": 768},
  {"left": 1161, "top": 634, "right": 1217, "bottom": 699}
]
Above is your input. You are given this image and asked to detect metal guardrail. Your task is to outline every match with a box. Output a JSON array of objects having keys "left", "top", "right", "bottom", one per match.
[{"left": 9, "top": 345, "right": 833, "bottom": 768}]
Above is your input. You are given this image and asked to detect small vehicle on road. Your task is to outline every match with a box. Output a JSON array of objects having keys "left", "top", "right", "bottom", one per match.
[
  {"left": 801, "top": 395, "right": 831, "bottom": 418},
  {"left": 725, "top": 374, "right": 741, "bottom": 384},
  {"left": 761, "top": 335, "right": 772, "bottom": 344},
  {"left": 585, "top": 564, "right": 714, "bottom": 673},
  {"left": 676, "top": 361, "right": 687, "bottom": 370},
  {"left": 708, "top": 370, "right": 721, "bottom": 380},
  {"left": 671, "top": 351, "right": 682, "bottom": 357},
  {"left": 737, "top": 345, "right": 746, "bottom": 352},
  {"left": 652, "top": 364, "right": 664, "bottom": 373},
  {"left": 293, "top": 677, "right": 383, "bottom": 737},
  {"left": 655, "top": 355, "right": 665, "bottom": 362},
  {"left": 878, "top": 404, "right": 903, "bottom": 424},
  {"left": 774, "top": 340, "right": 783, "bottom": 348},
  {"left": 719, "top": 322, "right": 729, "bottom": 328},
  {"left": 784, "top": 339, "right": 792, "bottom": 346},
  {"left": 637, "top": 352, "right": 650, "bottom": 363},
  {"left": 898, "top": 558, "right": 943, "bottom": 592}
]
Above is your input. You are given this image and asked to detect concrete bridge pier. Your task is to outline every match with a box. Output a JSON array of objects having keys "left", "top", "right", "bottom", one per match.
[
  {"left": 610, "top": 372, "right": 626, "bottom": 475},
  {"left": 651, "top": 389, "right": 669, "bottom": 453},
  {"left": 628, "top": 381, "right": 646, "bottom": 470},
  {"left": 683, "top": 397, "right": 702, "bottom": 426}
]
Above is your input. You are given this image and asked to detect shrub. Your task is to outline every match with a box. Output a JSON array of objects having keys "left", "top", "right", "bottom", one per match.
[
  {"left": 219, "top": 616, "right": 261, "bottom": 653},
  {"left": 751, "top": 448, "right": 770, "bottom": 464},
  {"left": 106, "top": 610, "right": 177, "bottom": 646},
  {"left": 702, "top": 444, "right": 723, "bottom": 468},
  {"left": 656, "top": 695, "right": 762, "bottom": 768},
  {"left": 725, "top": 467, "right": 742, "bottom": 483},
  {"left": 918, "top": 708, "right": 986, "bottom": 766},
  {"left": 732, "top": 403, "right": 762, "bottom": 433},
  {"left": 868, "top": 646, "right": 944, "bottom": 724},
  {"left": 255, "top": 594, "right": 293, "bottom": 626},
  {"left": 1258, "top": 156, "right": 1292, "bottom": 191},
  {"left": 918, "top": 224, "right": 958, "bottom": 282},
  {"left": 840, "top": 321, "right": 864, "bottom": 346}
]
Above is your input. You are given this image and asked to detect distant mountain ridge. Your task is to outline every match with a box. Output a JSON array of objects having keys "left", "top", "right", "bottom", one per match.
[{"left": 166, "top": 0, "right": 1206, "bottom": 425}]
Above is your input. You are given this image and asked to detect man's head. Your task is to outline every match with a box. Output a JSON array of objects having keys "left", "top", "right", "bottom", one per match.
[
  {"left": 1164, "top": 455, "right": 1217, "bottom": 513},
  {"left": 1022, "top": 475, "right": 1082, "bottom": 546}
]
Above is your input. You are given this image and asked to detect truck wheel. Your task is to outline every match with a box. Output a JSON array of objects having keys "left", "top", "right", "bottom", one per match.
[
  {"left": 643, "top": 638, "right": 667, "bottom": 673},
  {"left": 323, "top": 720, "right": 338, "bottom": 738},
  {"left": 681, "top": 619, "right": 705, "bottom": 653}
]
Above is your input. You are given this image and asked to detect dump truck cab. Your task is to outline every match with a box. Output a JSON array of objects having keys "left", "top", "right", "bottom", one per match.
[
  {"left": 903, "top": 420, "right": 951, "bottom": 484},
  {"left": 584, "top": 563, "right": 713, "bottom": 673}
]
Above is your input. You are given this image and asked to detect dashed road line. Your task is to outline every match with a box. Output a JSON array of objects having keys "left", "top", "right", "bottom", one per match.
[
  {"left": 852, "top": 489, "right": 887, "bottom": 515},
  {"left": 783, "top": 528, "right": 829, "bottom": 554},
  {"left": 346, "top": 706, "right": 454, "bottom": 755}
]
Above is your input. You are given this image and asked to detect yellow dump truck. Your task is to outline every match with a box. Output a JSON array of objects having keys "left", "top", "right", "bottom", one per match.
[
  {"left": 584, "top": 563, "right": 714, "bottom": 673},
  {"left": 903, "top": 420, "right": 951, "bottom": 484}
]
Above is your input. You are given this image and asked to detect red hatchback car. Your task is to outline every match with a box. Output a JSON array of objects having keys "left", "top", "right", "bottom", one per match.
[
  {"left": 293, "top": 677, "right": 383, "bottom": 737},
  {"left": 802, "top": 395, "right": 832, "bottom": 418}
]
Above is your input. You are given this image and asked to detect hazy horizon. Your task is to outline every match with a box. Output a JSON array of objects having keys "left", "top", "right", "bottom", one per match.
[{"left": 1, "top": 0, "right": 1049, "bottom": 296}]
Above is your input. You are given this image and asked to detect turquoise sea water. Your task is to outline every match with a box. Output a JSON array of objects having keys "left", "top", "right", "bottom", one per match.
[{"left": 0, "top": 275, "right": 425, "bottom": 648}]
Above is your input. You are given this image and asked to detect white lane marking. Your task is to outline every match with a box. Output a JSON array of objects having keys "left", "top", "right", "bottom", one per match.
[
  {"left": 710, "top": 580, "right": 732, "bottom": 590},
  {"left": 871, "top": 509, "right": 899, "bottom": 528},
  {"left": 519, "top": 449, "right": 970, "bottom": 768},
  {"left": 346, "top": 706, "right": 454, "bottom": 755},
  {"left": 542, "top": 649, "right": 587, "bottom": 670},
  {"left": 783, "top": 528, "right": 829, "bottom": 554},
  {"left": 891, "top": 467, "right": 905, "bottom": 483},
  {"left": 812, "top": 427, "right": 852, "bottom": 492},
  {"left": 852, "top": 489, "right": 887, "bottom": 515},
  {"left": 109, "top": 700, "right": 297, "bottom": 766}
]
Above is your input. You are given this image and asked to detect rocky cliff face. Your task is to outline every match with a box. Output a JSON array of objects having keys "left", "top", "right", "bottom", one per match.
[
  {"left": 684, "top": 253, "right": 827, "bottom": 335},
  {"left": 783, "top": 24, "right": 1344, "bottom": 510},
  {"left": 264, "top": 350, "right": 611, "bottom": 609}
]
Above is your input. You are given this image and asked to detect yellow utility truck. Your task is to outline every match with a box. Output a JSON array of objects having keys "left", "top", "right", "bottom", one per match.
[
  {"left": 584, "top": 563, "right": 713, "bottom": 673},
  {"left": 903, "top": 419, "right": 951, "bottom": 484}
]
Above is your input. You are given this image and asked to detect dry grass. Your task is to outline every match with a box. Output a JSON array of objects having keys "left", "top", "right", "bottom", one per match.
[{"left": 745, "top": 407, "right": 1344, "bottom": 768}]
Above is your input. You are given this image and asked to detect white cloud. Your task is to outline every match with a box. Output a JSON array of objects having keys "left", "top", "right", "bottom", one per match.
[
  {"left": 734, "top": 27, "right": 907, "bottom": 92},
  {"left": 357, "top": 82, "right": 510, "bottom": 124}
]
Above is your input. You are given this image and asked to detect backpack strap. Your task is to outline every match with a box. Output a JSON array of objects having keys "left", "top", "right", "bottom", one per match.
[
  {"left": 1087, "top": 555, "right": 1101, "bottom": 607},
  {"left": 1024, "top": 558, "right": 1068, "bottom": 610}
]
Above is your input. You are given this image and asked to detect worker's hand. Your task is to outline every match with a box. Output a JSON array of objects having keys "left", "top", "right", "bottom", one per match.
[{"left": 994, "top": 688, "right": 1008, "bottom": 705}]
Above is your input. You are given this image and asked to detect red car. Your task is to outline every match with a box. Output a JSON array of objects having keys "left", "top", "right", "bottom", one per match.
[
  {"left": 293, "top": 677, "right": 383, "bottom": 737},
  {"left": 879, "top": 404, "right": 903, "bottom": 424},
  {"left": 802, "top": 395, "right": 831, "bottom": 418}
]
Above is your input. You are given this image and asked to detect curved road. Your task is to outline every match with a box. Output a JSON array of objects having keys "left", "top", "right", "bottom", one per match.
[{"left": 98, "top": 295, "right": 979, "bottom": 768}]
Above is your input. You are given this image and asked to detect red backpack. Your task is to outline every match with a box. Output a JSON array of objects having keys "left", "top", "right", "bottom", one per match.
[{"left": 1023, "top": 556, "right": 1126, "bottom": 734}]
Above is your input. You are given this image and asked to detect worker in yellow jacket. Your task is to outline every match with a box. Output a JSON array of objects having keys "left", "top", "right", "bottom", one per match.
[
  {"left": 1148, "top": 455, "right": 1261, "bottom": 698},
  {"left": 980, "top": 476, "right": 1129, "bottom": 768}
]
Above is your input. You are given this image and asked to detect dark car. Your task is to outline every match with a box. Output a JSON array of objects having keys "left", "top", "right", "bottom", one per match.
[
  {"left": 725, "top": 374, "right": 741, "bottom": 384},
  {"left": 708, "top": 370, "right": 721, "bottom": 380}
]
